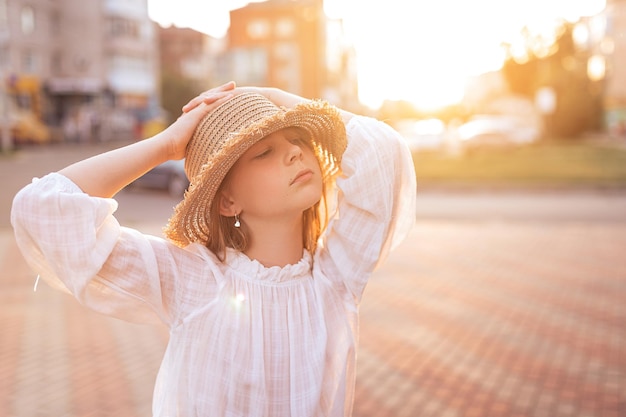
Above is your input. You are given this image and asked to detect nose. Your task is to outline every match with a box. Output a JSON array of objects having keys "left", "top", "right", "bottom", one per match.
[{"left": 287, "top": 142, "right": 303, "bottom": 163}]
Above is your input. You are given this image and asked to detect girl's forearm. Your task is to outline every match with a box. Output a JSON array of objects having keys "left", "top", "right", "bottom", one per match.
[
  {"left": 262, "top": 87, "right": 354, "bottom": 124},
  {"left": 58, "top": 132, "right": 171, "bottom": 198},
  {"left": 185, "top": 85, "right": 354, "bottom": 125},
  {"left": 57, "top": 88, "right": 234, "bottom": 198}
]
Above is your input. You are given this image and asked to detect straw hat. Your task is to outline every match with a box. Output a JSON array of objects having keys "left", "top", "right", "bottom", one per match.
[{"left": 164, "top": 92, "right": 347, "bottom": 247}]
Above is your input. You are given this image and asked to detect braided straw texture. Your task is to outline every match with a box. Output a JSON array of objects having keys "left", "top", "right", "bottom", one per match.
[{"left": 164, "top": 93, "right": 347, "bottom": 247}]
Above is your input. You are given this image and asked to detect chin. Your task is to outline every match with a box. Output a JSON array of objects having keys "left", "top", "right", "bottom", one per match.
[{"left": 300, "top": 192, "right": 322, "bottom": 211}]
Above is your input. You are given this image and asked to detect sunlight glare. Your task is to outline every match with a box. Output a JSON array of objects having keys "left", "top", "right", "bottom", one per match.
[
  {"left": 148, "top": 0, "right": 607, "bottom": 110},
  {"left": 326, "top": 0, "right": 606, "bottom": 109}
]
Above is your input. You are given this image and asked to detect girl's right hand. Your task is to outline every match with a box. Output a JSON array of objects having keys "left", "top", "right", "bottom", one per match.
[
  {"left": 164, "top": 83, "right": 236, "bottom": 160},
  {"left": 181, "top": 81, "right": 236, "bottom": 113},
  {"left": 57, "top": 82, "right": 236, "bottom": 198}
]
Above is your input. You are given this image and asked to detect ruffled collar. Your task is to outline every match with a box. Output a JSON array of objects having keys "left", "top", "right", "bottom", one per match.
[{"left": 224, "top": 248, "right": 312, "bottom": 283}]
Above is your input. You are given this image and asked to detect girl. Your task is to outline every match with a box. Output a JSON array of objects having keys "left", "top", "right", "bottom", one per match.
[{"left": 11, "top": 82, "right": 416, "bottom": 417}]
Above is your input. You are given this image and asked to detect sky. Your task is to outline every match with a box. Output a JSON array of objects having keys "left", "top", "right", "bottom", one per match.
[{"left": 147, "top": 0, "right": 606, "bottom": 110}]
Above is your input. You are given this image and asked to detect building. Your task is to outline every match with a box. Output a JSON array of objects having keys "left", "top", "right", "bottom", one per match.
[
  {"left": 601, "top": 0, "right": 626, "bottom": 136},
  {"left": 224, "top": 0, "right": 358, "bottom": 109},
  {"left": 156, "top": 25, "right": 226, "bottom": 125},
  {"left": 578, "top": 0, "right": 626, "bottom": 136},
  {"left": 0, "top": 0, "right": 159, "bottom": 143},
  {"left": 158, "top": 25, "right": 225, "bottom": 89}
]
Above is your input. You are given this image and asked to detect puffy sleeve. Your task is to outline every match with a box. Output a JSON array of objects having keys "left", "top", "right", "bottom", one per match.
[
  {"left": 316, "top": 115, "right": 416, "bottom": 302},
  {"left": 10, "top": 173, "right": 216, "bottom": 326}
]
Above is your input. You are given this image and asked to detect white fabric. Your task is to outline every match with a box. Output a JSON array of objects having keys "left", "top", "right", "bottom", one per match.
[{"left": 11, "top": 115, "right": 416, "bottom": 417}]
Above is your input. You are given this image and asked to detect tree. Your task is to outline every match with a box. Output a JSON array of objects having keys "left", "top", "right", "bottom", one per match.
[
  {"left": 160, "top": 71, "right": 200, "bottom": 124},
  {"left": 501, "top": 21, "right": 603, "bottom": 139}
]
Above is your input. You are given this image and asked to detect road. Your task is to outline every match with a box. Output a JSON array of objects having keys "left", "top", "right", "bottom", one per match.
[
  {"left": 1, "top": 142, "right": 625, "bottom": 417},
  {"left": 3, "top": 141, "right": 626, "bottom": 228}
]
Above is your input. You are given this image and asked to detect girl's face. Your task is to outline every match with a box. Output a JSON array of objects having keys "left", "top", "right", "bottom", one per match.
[{"left": 219, "top": 127, "right": 323, "bottom": 222}]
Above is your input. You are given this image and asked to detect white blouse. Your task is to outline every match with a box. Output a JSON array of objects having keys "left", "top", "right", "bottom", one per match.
[{"left": 11, "top": 115, "right": 416, "bottom": 417}]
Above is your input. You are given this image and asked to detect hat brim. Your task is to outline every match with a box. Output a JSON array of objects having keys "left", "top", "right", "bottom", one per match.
[{"left": 164, "top": 98, "right": 347, "bottom": 247}]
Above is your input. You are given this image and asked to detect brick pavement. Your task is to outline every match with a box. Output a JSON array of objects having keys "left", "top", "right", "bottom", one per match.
[{"left": 1, "top": 218, "right": 625, "bottom": 417}]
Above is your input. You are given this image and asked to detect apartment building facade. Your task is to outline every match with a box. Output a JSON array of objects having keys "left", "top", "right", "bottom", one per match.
[
  {"left": 602, "top": 0, "right": 626, "bottom": 135},
  {"left": 0, "top": 0, "right": 159, "bottom": 141},
  {"left": 158, "top": 25, "right": 225, "bottom": 88},
  {"left": 224, "top": 0, "right": 359, "bottom": 110},
  {"left": 578, "top": 0, "right": 626, "bottom": 135}
]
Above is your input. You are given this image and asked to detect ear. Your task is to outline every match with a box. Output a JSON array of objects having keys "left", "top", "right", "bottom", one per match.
[{"left": 218, "top": 190, "right": 240, "bottom": 217}]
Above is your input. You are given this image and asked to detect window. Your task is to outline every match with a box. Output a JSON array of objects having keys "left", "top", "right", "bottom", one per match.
[
  {"left": 275, "top": 18, "right": 295, "bottom": 38},
  {"left": 21, "top": 6, "right": 35, "bottom": 35},
  {"left": 111, "top": 54, "right": 148, "bottom": 72},
  {"left": 109, "top": 17, "right": 139, "bottom": 38},
  {"left": 274, "top": 44, "right": 300, "bottom": 93},
  {"left": 50, "top": 10, "right": 61, "bottom": 36},
  {"left": 22, "top": 50, "right": 37, "bottom": 73},
  {"left": 51, "top": 51, "right": 62, "bottom": 75},
  {"left": 247, "top": 19, "right": 270, "bottom": 39},
  {"left": 232, "top": 48, "right": 267, "bottom": 84},
  {"left": 0, "top": 0, "right": 8, "bottom": 31},
  {"left": 274, "top": 42, "right": 298, "bottom": 65},
  {"left": 0, "top": 47, "right": 8, "bottom": 71}
]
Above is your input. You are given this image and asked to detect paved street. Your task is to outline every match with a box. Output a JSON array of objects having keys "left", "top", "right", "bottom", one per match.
[{"left": 1, "top": 143, "right": 625, "bottom": 416}]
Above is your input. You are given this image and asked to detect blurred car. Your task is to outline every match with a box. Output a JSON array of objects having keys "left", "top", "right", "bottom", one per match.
[
  {"left": 394, "top": 118, "right": 446, "bottom": 151},
  {"left": 132, "top": 159, "right": 189, "bottom": 197},
  {"left": 457, "top": 115, "right": 541, "bottom": 147}
]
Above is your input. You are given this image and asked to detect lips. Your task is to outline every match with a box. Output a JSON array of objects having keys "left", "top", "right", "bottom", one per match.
[{"left": 290, "top": 169, "right": 314, "bottom": 185}]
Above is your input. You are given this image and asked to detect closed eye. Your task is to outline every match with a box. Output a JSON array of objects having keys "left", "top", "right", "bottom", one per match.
[
  {"left": 255, "top": 147, "right": 272, "bottom": 158},
  {"left": 289, "top": 136, "right": 311, "bottom": 149}
]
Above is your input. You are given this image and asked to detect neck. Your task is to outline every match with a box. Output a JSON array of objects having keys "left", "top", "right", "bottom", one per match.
[{"left": 243, "top": 215, "right": 304, "bottom": 268}]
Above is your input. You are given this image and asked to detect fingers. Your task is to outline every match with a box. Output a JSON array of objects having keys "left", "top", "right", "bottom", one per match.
[
  {"left": 199, "top": 81, "right": 236, "bottom": 97},
  {"left": 215, "top": 81, "right": 236, "bottom": 92},
  {"left": 182, "top": 81, "right": 236, "bottom": 113},
  {"left": 167, "top": 91, "right": 236, "bottom": 160},
  {"left": 187, "top": 91, "right": 234, "bottom": 119},
  {"left": 181, "top": 92, "right": 219, "bottom": 113}
]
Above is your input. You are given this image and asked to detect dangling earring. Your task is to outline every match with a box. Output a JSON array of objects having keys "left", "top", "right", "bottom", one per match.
[{"left": 234, "top": 213, "right": 241, "bottom": 228}]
